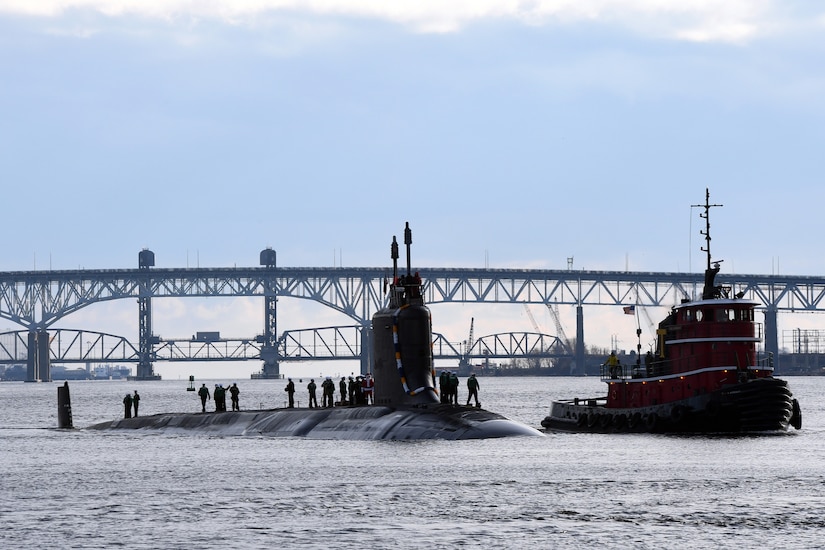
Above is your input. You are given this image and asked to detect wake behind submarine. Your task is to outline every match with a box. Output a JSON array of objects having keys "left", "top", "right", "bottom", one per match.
[{"left": 88, "top": 223, "right": 542, "bottom": 440}]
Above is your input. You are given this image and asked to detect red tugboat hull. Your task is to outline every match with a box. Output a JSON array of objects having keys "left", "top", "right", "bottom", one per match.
[{"left": 542, "top": 377, "right": 800, "bottom": 433}]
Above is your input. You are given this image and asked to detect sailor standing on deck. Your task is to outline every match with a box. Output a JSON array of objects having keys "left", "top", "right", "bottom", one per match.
[
  {"left": 307, "top": 379, "right": 318, "bottom": 408},
  {"left": 198, "top": 384, "right": 211, "bottom": 412},
  {"left": 606, "top": 351, "right": 620, "bottom": 379},
  {"left": 322, "top": 377, "right": 335, "bottom": 407},
  {"left": 132, "top": 390, "right": 140, "bottom": 417},
  {"left": 228, "top": 383, "right": 240, "bottom": 411},
  {"left": 439, "top": 371, "right": 449, "bottom": 403},
  {"left": 213, "top": 384, "right": 222, "bottom": 412},
  {"left": 449, "top": 372, "right": 459, "bottom": 404},
  {"left": 123, "top": 393, "right": 132, "bottom": 418},
  {"left": 466, "top": 374, "right": 480, "bottom": 407},
  {"left": 362, "top": 373, "right": 374, "bottom": 404},
  {"left": 284, "top": 378, "right": 296, "bottom": 408},
  {"left": 339, "top": 377, "right": 348, "bottom": 405}
]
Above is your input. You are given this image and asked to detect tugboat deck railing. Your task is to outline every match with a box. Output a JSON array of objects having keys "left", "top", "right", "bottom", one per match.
[{"left": 598, "top": 353, "right": 774, "bottom": 383}]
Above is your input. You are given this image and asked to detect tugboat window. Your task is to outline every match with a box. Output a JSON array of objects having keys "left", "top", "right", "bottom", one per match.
[{"left": 696, "top": 310, "right": 703, "bottom": 322}]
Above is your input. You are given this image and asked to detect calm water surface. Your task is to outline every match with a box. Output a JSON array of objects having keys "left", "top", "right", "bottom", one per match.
[{"left": 2, "top": 376, "right": 823, "bottom": 549}]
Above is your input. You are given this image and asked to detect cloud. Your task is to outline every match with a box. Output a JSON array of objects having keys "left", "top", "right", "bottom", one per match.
[{"left": 0, "top": 0, "right": 790, "bottom": 43}]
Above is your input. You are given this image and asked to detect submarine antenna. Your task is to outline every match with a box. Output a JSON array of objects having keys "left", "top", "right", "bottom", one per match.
[
  {"left": 404, "top": 222, "right": 412, "bottom": 276},
  {"left": 391, "top": 236, "right": 399, "bottom": 282}
]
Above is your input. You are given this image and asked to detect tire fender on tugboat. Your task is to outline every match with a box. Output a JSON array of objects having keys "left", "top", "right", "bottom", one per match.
[
  {"left": 670, "top": 405, "right": 687, "bottom": 424},
  {"left": 587, "top": 412, "right": 600, "bottom": 429},
  {"left": 645, "top": 412, "right": 658, "bottom": 431},
  {"left": 791, "top": 399, "right": 802, "bottom": 430}
]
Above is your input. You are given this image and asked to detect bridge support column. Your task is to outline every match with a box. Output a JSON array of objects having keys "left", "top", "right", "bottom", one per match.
[
  {"left": 360, "top": 324, "right": 372, "bottom": 375},
  {"left": 575, "top": 305, "right": 585, "bottom": 375},
  {"left": 135, "top": 249, "right": 161, "bottom": 380},
  {"left": 764, "top": 307, "right": 779, "bottom": 370},
  {"left": 257, "top": 248, "right": 281, "bottom": 379},
  {"left": 258, "top": 288, "right": 280, "bottom": 378},
  {"left": 26, "top": 330, "right": 51, "bottom": 382}
]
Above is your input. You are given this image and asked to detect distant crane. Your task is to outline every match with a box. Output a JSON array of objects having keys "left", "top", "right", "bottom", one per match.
[
  {"left": 464, "top": 317, "right": 475, "bottom": 357},
  {"left": 523, "top": 305, "right": 541, "bottom": 333},
  {"left": 546, "top": 303, "right": 573, "bottom": 355},
  {"left": 458, "top": 317, "right": 475, "bottom": 375}
]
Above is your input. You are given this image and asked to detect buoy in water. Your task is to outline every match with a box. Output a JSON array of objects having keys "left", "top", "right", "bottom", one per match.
[{"left": 57, "top": 381, "right": 73, "bottom": 429}]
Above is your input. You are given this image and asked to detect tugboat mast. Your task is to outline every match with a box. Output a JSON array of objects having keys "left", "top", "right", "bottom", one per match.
[
  {"left": 693, "top": 187, "right": 723, "bottom": 271},
  {"left": 693, "top": 189, "right": 725, "bottom": 300}
]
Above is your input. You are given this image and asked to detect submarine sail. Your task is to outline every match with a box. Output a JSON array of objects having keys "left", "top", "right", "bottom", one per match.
[{"left": 372, "top": 222, "right": 439, "bottom": 406}]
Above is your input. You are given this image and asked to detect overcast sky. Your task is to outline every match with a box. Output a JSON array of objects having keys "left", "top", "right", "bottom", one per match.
[{"left": 2, "top": 2, "right": 824, "bottom": 378}]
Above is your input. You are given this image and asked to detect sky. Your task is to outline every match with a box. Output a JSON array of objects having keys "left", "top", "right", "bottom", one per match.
[{"left": 2, "top": 1, "right": 824, "bottom": 378}]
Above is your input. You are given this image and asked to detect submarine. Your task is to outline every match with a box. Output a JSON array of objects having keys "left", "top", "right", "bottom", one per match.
[{"left": 88, "top": 223, "right": 542, "bottom": 440}]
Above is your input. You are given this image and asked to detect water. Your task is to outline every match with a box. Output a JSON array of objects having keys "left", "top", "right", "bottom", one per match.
[{"left": 3, "top": 377, "right": 824, "bottom": 549}]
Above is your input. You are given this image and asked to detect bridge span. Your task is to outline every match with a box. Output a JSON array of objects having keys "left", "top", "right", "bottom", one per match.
[{"left": 1, "top": 252, "right": 823, "bottom": 380}]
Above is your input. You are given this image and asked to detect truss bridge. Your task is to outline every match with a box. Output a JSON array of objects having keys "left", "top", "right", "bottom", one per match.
[{"left": 1, "top": 251, "right": 823, "bottom": 380}]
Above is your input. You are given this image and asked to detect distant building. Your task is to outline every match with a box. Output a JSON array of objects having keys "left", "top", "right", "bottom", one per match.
[
  {"left": 0, "top": 364, "right": 26, "bottom": 381},
  {"left": 93, "top": 364, "right": 132, "bottom": 380},
  {"left": 51, "top": 365, "right": 92, "bottom": 380}
]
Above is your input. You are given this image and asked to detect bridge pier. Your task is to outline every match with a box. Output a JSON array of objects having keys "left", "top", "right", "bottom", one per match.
[
  {"left": 574, "top": 305, "right": 585, "bottom": 375},
  {"left": 134, "top": 249, "right": 161, "bottom": 380},
  {"left": 258, "top": 346, "right": 281, "bottom": 378},
  {"left": 764, "top": 307, "right": 779, "bottom": 369},
  {"left": 254, "top": 248, "right": 282, "bottom": 379},
  {"left": 25, "top": 330, "right": 51, "bottom": 382},
  {"left": 360, "top": 324, "right": 372, "bottom": 375}
]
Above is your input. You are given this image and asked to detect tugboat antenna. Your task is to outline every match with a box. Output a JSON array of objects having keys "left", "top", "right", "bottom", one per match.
[{"left": 692, "top": 188, "right": 723, "bottom": 270}]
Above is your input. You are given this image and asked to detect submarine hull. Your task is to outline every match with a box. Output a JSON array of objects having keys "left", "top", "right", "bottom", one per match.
[{"left": 88, "top": 404, "right": 542, "bottom": 440}]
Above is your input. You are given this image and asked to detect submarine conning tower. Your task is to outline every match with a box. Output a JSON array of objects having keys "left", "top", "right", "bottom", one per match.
[{"left": 372, "top": 223, "right": 440, "bottom": 406}]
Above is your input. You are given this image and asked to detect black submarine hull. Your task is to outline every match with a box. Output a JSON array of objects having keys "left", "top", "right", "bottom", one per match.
[
  {"left": 88, "top": 404, "right": 542, "bottom": 440},
  {"left": 87, "top": 224, "right": 542, "bottom": 440}
]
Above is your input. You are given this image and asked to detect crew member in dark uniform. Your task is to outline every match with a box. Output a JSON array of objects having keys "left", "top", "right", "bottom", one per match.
[
  {"left": 123, "top": 393, "right": 132, "bottom": 418},
  {"left": 284, "top": 378, "right": 296, "bottom": 408},
  {"left": 449, "top": 372, "right": 459, "bottom": 404},
  {"left": 219, "top": 384, "right": 228, "bottom": 412},
  {"left": 347, "top": 376, "right": 356, "bottom": 405},
  {"left": 132, "top": 390, "right": 140, "bottom": 417},
  {"left": 307, "top": 379, "right": 318, "bottom": 408},
  {"left": 198, "top": 383, "right": 211, "bottom": 412},
  {"left": 214, "top": 384, "right": 225, "bottom": 412},
  {"left": 466, "top": 374, "right": 480, "bottom": 407},
  {"left": 322, "top": 377, "right": 335, "bottom": 407},
  {"left": 228, "top": 383, "right": 240, "bottom": 411},
  {"left": 339, "top": 377, "right": 347, "bottom": 405},
  {"left": 439, "top": 371, "right": 449, "bottom": 403}
]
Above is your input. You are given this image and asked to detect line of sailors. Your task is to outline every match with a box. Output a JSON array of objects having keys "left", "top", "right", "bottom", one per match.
[
  {"left": 284, "top": 373, "right": 374, "bottom": 408},
  {"left": 197, "top": 383, "right": 240, "bottom": 413},
  {"left": 439, "top": 371, "right": 460, "bottom": 404},
  {"left": 191, "top": 371, "right": 479, "bottom": 413}
]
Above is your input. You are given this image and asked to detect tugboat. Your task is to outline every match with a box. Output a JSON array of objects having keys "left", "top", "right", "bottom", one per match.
[
  {"left": 88, "top": 223, "right": 541, "bottom": 440},
  {"left": 542, "top": 190, "right": 802, "bottom": 434}
]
